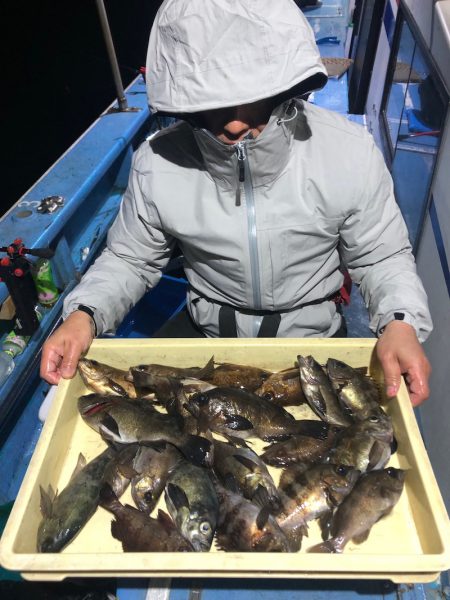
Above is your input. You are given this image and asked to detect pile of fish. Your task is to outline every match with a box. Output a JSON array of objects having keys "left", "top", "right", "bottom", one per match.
[{"left": 37, "top": 354, "right": 405, "bottom": 554}]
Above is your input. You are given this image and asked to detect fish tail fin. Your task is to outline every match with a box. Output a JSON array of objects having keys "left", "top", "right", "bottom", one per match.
[{"left": 180, "top": 434, "right": 213, "bottom": 467}]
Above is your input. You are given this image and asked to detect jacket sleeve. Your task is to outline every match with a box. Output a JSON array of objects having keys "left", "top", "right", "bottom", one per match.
[
  {"left": 339, "top": 137, "right": 432, "bottom": 342},
  {"left": 63, "top": 146, "right": 176, "bottom": 335}
]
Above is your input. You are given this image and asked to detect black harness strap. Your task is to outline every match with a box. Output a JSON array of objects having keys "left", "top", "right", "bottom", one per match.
[
  {"left": 218, "top": 305, "right": 238, "bottom": 337},
  {"left": 218, "top": 306, "right": 281, "bottom": 338},
  {"left": 257, "top": 313, "right": 281, "bottom": 337}
]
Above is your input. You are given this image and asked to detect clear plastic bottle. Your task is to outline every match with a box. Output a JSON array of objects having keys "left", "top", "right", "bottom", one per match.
[
  {"left": 0, "top": 330, "right": 30, "bottom": 386},
  {"left": 0, "top": 351, "right": 15, "bottom": 385}
]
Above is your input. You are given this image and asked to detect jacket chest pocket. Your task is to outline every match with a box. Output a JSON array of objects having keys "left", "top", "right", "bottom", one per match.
[{"left": 264, "top": 217, "right": 342, "bottom": 300}]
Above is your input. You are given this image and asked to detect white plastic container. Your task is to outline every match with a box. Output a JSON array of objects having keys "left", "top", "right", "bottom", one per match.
[{"left": 0, "top": 338, "right": 449, "bottom": 582}]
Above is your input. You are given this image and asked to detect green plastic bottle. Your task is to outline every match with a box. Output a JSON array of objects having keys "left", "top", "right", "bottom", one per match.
[{"left": 33, "top": 258, "right": 59, "bottom": 307}]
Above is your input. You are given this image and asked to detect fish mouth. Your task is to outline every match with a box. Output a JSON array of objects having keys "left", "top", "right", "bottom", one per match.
[{"left": 191, "top": 537, "right": 212, "bottom": 552}]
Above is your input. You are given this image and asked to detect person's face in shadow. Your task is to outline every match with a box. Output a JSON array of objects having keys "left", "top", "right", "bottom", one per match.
[{"left": 193, "top": 98, "right": 276, "bottom": 145}]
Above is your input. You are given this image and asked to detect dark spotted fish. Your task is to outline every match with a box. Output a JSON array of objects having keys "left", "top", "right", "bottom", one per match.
[
  {"left": 165, "top": 458, "right": 219, "bottom": 552},
  {"left": 99, "top": 484, "right": 193, "bottom": 552},
  {"left": 255, "top": 367, "right": 307, "bottom": 407},
  {"left": 326, "top": 358, "right": 382, "bottom": 420},
  {"left": 214, "top": 484, "right": 293, "bottom": 552},
  {"left": 127, "top": 443, "right": 181, "bottom": 513},
  {"left": 308, "top": 467, "right": 406, "bottom": 553},
  {"left": 37, "top": 447, "right": 118, "bottom": 552},
  {"left": 186, "top": 386, "right": 329, "bottom": 442},
  {"left": 276, "top": 463, "right": 360, "bottom": 550},
  {"left": 78, "top": 358, "right": 140, "bottom": 398},
  {"left": 298, "top": 355, "right": 353, "bottom": 427},
  {"left": 213, "top": 439, "right": 281, "bottom": 512},
  {"left": 206, "top": 362, "right": 272, "bottom": 392},
  {"left": 77, "top": 394, "right": 212, "bottom": 467},
  {"left": 327, "top": 412, "right": 394, "bottom": 473},
  {"left": 260, "top": 425, "right": 342, "bottom": 468},
  {"left": 129, "top": 356, "right": 215, "bottom": 387}
]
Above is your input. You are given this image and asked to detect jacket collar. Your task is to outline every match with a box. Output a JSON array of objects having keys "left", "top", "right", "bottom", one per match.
[{"left": 192, "top": 101, "right": 304, "bottom": 190}]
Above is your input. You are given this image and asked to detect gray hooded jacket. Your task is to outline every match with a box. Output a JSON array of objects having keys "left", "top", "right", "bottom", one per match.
[{"left": 64, "top": 0, "right": 432, "bottom": 341}]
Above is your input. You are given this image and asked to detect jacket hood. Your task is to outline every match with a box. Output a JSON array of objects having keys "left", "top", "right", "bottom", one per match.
[{"left": 146, "top": 0, "right": 328, "bottom": 114}]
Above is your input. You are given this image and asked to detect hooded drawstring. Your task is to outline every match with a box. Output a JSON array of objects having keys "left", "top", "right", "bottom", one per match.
[{"left": 277, "top": 102, "right": 298, "bottom": 126}]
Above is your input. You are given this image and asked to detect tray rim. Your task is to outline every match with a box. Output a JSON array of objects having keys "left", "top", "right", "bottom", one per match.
[{"left": 1, "top": 338, "right": 450, "bottom": 580}]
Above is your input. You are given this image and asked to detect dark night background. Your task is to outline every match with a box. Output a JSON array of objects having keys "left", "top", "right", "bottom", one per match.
[{"left": 0, "top": 0, "right": 163, "bottom": 215}]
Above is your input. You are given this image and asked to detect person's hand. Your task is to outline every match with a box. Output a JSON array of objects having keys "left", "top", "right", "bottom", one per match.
[
  {"left": 40, "top": 311, "right": 95, "bottom": 384},
  {"left": 376, "top": 320, "right": 431, "bottom": 407}
]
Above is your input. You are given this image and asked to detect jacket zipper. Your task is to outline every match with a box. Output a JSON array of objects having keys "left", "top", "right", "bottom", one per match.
[{"left": 236, "top": 142, "right": 262, "bottom": 334}]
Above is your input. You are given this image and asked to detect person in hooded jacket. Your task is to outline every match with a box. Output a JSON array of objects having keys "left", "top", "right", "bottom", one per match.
[{"left": 41, "top": 0, "right": 432, "bottom": 406}]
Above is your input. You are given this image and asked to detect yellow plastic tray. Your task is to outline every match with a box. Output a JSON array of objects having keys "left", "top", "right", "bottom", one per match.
[{"left": 1, "top": 338, "right": 449, "bottom": 582}]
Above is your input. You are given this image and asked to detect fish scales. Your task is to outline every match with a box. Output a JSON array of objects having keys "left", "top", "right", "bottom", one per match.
[
  {"left": 100, "top": 484, "right": 193, "bottom": 552},
  {"left": 186, "top": 386, "right": 329, "bottom": 442},
  {"left": 308, "top": 467, "right": 406, "bottom": 553},
  {"left": 215, "top": 484, "right": 292, "bottom": 552},
  {"left": 37, "top": 447, "right": 119, "bottom": 552},
  {"left": 298, "top": 355, "right": 352, "bottom": 427},
  {"left": 276, "top": 463, "right": 359, "bottom": 550},
  {"left": 212, "top": 439, "right": 280, "bottom": 512},
  {"left": 165, "top": 458, "right": 219, "bottom": 552},
  {"left": 77, "top": 394, "right": 212, "bottom": 467}
]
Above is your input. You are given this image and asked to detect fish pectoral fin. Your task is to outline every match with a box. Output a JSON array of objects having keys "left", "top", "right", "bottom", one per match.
[
  {"left": 232, "top": 454, "right": 258, "bottom": 472},
  {"left": 307, "top": 393, "right": 327, "bottom": 418},
  {"left": 367, "top": 441, "right": 389, "bottom": 471},
  {"left": 352, "top": 529, "right": 371, "bottom": 544},
  {"left": 224, "top": 414, "right": 253, "bottom": 431},
  {"left": 180, "top": 434, "right": 212, "bottom": 467},
  {"left": 223, "top": 434, "right": 250, "bottom": 448},
  {"left": 99, "top": 482, "right": 119, "bottom": 509},
  {"left": 318, "top": 511, "right": 333, "bottom": 541},
  {"left": 166, "top": 483, "right": 190, "bottom": 511},
  {"left": 100, "top": 414, "right": 122, "bottom": 439},
  {"left": 255, "top": 506, "right": 271, "bottom": 530},
  {"left": 157, "top": 509, "right": 176, "bottom": 532},
  {"left": 39, "top": 485, "right": 54, "bottom": 518},
  {"left": 223, "top": 473, "right": 241, "bottom": 494},
  {"left": 252, "top": 485, "right": 271, "bottom": 510},
  {"left": 69, "top": 453, "right": 87, "bottom": 481},
  {"left": 107, "top": 378, "right": 128, "bottom": 396},
  {"left": 118, "top": 464, "right": 139, "bottom": 479},
  {"left": 110, "top": 518, "right": 123, "bottom": 543}
]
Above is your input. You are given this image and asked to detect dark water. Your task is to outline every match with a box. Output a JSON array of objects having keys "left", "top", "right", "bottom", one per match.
[{"left": 0, "top": 0, "right": 163, "bottom": 215}]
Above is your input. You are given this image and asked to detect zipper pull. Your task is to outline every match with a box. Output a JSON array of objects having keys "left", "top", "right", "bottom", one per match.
[
  {"left": 236, "top": 143, "right": 246, "bottom": 183},
  {"left": 235, "top": 143, "right": 246, "bottom": 207}
]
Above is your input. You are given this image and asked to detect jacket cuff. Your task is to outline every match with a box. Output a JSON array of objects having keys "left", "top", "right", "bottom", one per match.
[{"left": 377, "top": 311, "right": 417, "bottom": 338}]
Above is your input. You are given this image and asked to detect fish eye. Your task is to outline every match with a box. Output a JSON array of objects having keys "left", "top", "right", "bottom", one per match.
[
  {"left": 336, "top": 465, "right": 349, "bottom": 475},
  {"left": 41, "top": 537, "right": 53, "bottom": 550},
  {"left": 195, "top": 394, "right": 209, "bottom": 406},
  {"left": 199, "top": 521, "right": 211, "bottom": 534}
]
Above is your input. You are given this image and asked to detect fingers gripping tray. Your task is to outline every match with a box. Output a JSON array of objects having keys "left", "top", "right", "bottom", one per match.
[{"left": 0, "top": 339, "right": 449, "bottom": 582}]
